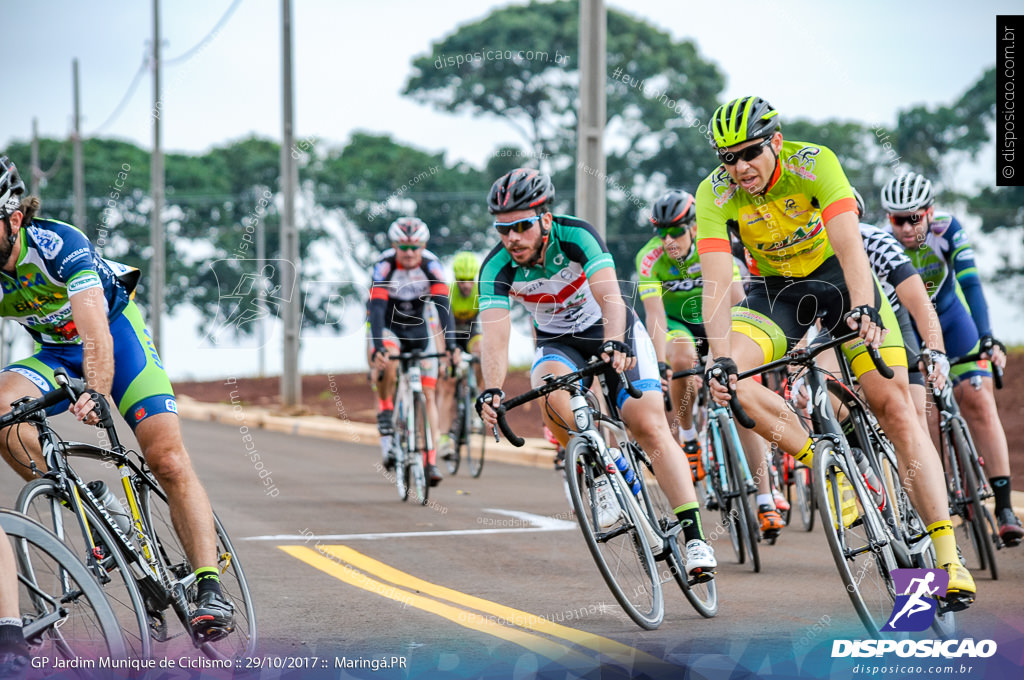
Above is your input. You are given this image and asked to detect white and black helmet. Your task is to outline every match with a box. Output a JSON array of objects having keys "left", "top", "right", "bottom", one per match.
[
  {"left": 387, "top": 216, "right": 429, "bottom": 244},
  {"left": 880, "top": 172, "right": 933, "bottom": 213},
  {"left": 851, "top": 187, "right": 865, "bottom": 219},
  {"left": 0, "top": 157, "right": 25, "bottom": 219}
]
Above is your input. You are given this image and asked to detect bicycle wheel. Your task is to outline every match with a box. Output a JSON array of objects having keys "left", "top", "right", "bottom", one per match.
[
  {"left": 719, "top": 413, "right": 760, "bottom": 573},
  {"left": 951, "top": 420, "right": 998, "bottom": 581},
  {"left": 136, "top": 476, "right": 257, "bottom": 661},
  {"left": 410, "top": 391, "right": 429, "bottom": 505},
  {"left": 707, "top": 421, "right": 743, "bottom": 564},
  {"left": 444, "top": 378, "right": 464, "bottom": 476},
  {"left": 814, "top": 440, "right": 899, "bottom": 637},
  {"left": 632, "top": 445, "right": 717, "bottom": 618},
  {"left": 564, "top": 437, "right": 663, "bottom": 629},
  {"left": 17, "top": 478, "right": 151, "bottom": 658},
  {"left": 466, "top": 392, "right": 486, "bottom": 479},
  {"left": 2, "top": 509, "right": 128, "bottom": 663},
  {"left": 393, "top": 391, "right": 411, "bottom": 501}
]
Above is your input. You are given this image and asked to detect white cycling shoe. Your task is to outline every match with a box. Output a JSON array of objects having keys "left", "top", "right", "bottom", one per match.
[
  {"left": 685, "top": 539, "right": 717, "bottom": 582},
  {"left": 593, "top": 477, "right": 622, "bottom": 529}
]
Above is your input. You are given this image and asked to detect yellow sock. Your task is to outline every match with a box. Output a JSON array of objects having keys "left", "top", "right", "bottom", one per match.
[
  {"left": 927, "top": 520, "right": 957, "bottom": 567},
  {"left": 794, "top": 438, "right": 814, "bottom": 466}
]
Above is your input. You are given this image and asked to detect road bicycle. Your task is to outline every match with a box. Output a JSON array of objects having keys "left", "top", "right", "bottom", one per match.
[
  {"left": 1, "top": 508, "right": 127, "bottom": 663},
  {"left": 387, "top": 351, "right": 447, "bottom": 504},
  {"left": 9, "top": 369, "right": 256, "bottom": 660},
  {"left": 924, "top": 349, "right": 1004, "bottom": 581},
  {"left": 734, "top": 329, "right": 956, "bottom": 638},
  {"left": 495, "top": 357, "right": 717, "bottom": 630},
  {"left": 675, "top": 361, "right": 762, "bottom": 570},
  {"left": 443, "top": 354, "right": 486, "bottom": 478}
]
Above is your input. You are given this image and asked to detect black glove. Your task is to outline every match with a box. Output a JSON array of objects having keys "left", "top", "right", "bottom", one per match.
[
  {"left": 979, "top": 335, "right": 1005, "bottom": 357},
  {"left": 706, "top": 357, "right": 738, "bottom": 385},
  {"left": 475, "top": 388, "right": 505, "bottom": 417},
  {"left": 600, "top": 340, "right": 633, "bottom": 358},
  {"left": 657, "top": 361, "right": 672, "bottom": 380},
  {"left": 844, "top": 305, "right": 885, "bottom": 330}
]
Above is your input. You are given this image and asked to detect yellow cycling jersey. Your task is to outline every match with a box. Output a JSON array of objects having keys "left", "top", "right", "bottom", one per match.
[
  {"left": 695, "top": 140, "right": 857, "bottom": 278},
  {"left": 449, "top": 280, "right": 479, "bottom": 324}
]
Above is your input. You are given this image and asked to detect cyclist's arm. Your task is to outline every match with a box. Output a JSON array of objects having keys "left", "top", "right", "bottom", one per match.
[
  {"left": 479, "top": 306, "right": 510, "bottom": 391},
  {"left": 70, "top": 286, "right": 114, "bottom": 396},
  {"left": 894, "top": 273, "right": 945, "bottom": 354},
  {"left": 589, "top": 267, "right": 627, "bottom": 344},
  {"left": 946, "top": 222, "right": 993, "bottom": 338},
  {"left": 699, "top": 250, "right": 736, "bottom": 359},
  {"left": 825, "top": 210, "right": 874, "bottom": 310},
  {"left": 641, "top": 294, "right": 669, "bottom": 364}
]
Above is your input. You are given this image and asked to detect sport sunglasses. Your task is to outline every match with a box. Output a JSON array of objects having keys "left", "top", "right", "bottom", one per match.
[
  {"left": 493, "top": 214, "right": 542, "bottom": 235},
  {"left": 657, "top": 224, "right": 692, "bottom": 239},
  {"left": 889, "top": 213, "right": 926, "bottom": 227},
  {"left": 717, "top": 136, "right": 772, "bottom": 166},
  {"left": 395, "top": 244, "right": 424, "bottom": 251}
]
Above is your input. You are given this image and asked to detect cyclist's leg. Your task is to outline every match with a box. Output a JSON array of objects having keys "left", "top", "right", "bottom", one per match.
[
  {"left": 0, "top": 526, "right": 29, "bottom": 668},
  {"left": 367, "top": 328, "right": 400, "bottom": 417},
  {"left": 665, "top": 324, "right": 700, "bottom": 437},
  {"left": 529, "top": 344, "right": 586, "bottom": 448}
]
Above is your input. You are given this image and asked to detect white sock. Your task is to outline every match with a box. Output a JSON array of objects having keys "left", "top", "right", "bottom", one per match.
[
  {"left": 681, "top": 427, "right": 698, "bottom": 442},
  {"left": 756, "top": 493, "right": 773, "bottom": 508}
]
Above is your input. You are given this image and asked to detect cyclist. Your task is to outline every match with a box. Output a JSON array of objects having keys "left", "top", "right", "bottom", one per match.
[
  {"left": 437, "top": 251, "right": 483, "bottom": 462},
  {"left": 881, "top": 172, "right": 1024, "bottom": 545},
  {"left": 695, "top": 98, "right": 974, "bottom": 605},
  {"left": 475, "top": 168, "right": 717, "bottom": 580},
  {"left": 0, "top": 525, "right": 29, "bottom": 676},
  {"left": 367, "top": 217, "right": 457, "bottom": 487},
  {"left": 0, "top": 157, "right": 235, "bottom": 640},
  {"left": 636, "top": 190, "right": 785, "bottom": 539}
]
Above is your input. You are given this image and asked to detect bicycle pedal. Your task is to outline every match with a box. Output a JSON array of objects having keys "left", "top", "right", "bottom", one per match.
[
  {"left": 940, "top": 592, "right": 974, "bottom": 613},
  {"left": 688, "top": 568, "right": 715, "bottom": 585},
  {"left": 762, "top": 528, "right": 780, "bottom": 543},
  {"left": 194, "top": 623, "right": 234, "bottom": 644}
]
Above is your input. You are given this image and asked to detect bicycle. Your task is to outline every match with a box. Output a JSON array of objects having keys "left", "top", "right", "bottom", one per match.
[
  {"left": 8, "top": 369, "right": 256, "bottom": 660},
  {"left": 387, "top": 351, "right": 448, "bottom": 504},
  {"left": 675, "top": 360, "right": 762, "bottom": 569},
  {"left": 735, "top": 330, "right": 955, "bottom": 638},
  {"left": 495, "top": 357, "right": 717, "bottom": 630},
  {"left": 1, "top": 508, "right": 127, "bottom": 663},
  {"left": 923, "top": 349, "right": 1004, "bottom": 582},
  {"left": 443, "top": 354, "right": 486, "bottom": 478}
]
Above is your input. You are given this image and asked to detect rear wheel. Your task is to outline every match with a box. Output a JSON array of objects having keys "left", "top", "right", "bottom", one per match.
[
  {"left": 564, "top": 437, "right": 662, "bottom": 629},
  {"left": 444, "top": 379, "right": 465, "bottom": 476},
  {"left": 951, "top": 420, "right": 997, "bottom": 580}
]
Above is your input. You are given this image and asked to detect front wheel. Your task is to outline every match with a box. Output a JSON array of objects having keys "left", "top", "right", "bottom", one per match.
[
  {"left": 720, "top": 414, "right": 760, "bottom": 573},
  {"left": 410, "top": 391, "right": 429, "bottom": 505},
  {"left": 564, "top": 437, "right": 663, "bottom": 629},
  {"left": 951, "top": 420, "right": 998, "bottom": 581}
]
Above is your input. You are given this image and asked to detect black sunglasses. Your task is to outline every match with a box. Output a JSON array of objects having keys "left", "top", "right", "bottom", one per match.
[
  {"left": 717, "top": 137, "right": 773, "bottom": 166},
  {"left": 889, "top": 213, "right": 926, "bottom": 227},
  {"left": 493, "top": 214, "right": 543, "bottom": 235}
]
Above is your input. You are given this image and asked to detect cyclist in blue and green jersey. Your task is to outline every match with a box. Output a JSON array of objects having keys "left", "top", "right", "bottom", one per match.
[
  {"left": 882, "top": 172, "right": 1023, "bottom": 545},
  {"left": 696, "top": 98, "right": 975, "bottom": 605},
  {"left": 0, "top": 157, "right": 235, "bottom": 639},
  {"left": 636, "top": 190, "right": 786, "bottom": 539},
  {"left": 476, "top": 168, "right": 717, "bottom": 580}
]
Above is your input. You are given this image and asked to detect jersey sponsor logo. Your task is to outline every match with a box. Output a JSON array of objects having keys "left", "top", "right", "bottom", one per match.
[
  {"left": 53, "top": 320, "right": 79, "bottom": 341},
  {"left": 28, "top": 227, "right": 65, "bottom": 259},
  {"left": 68, "top": 273, "right": 101, "bottom": 294},
  {"left": 6, "top": 366, "right": 50, "bottom": 393},
  {"left": 12, "top": 292, "right": 65, "bottom": 313},
  {"left": 929, "top": 214, "right": 952, "bottom": 236},
  {"left": 786, "top": 146, "right": 820, "bottom": 181},
  {"left": 0, "top": 272, "right": 45, "bottom": 294},
  {"left": 663, "top": 278, "right": 702, "bottom": 292},
  {"left": 756, "top": 216, "right": 824, "bottom": 252},
  {"left": 165, "top": 398, "right": 178, "bottom": 414},
  {"left": 552, "top": 252, "right": 567, "bottom": 266},
  {"left": 134, "top": 407, "right": 146, "bottom": 422},
  {"left": 687, "top": 263, "right": 702, "bottom": 275},
  {"left": 639, "top": 247, "right": 663, "bottom": 276},
  {"left": 953, "top": 248, "right": 974, "bottom": 264},
  {"left": 711, "top": 171, "right": 739, "bottom": 207},
  {"left": 372, "top": 261, "right": 392, "bottom": 281},
  {"left": 59, "top": 247, "right": 90, "bottom": 268}
]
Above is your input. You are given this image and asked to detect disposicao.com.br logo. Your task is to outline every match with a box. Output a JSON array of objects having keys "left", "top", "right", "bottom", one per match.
[{"left": 831, "top": 568, "right": 997, "bottom": 659}]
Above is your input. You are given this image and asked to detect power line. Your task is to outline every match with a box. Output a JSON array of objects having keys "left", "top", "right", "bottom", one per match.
[
  {"left": 163, "top": 0, "right": 243, "bottom": 66},
  {"left": 89, "top": 55, "right": 149, "bottom": 136}
]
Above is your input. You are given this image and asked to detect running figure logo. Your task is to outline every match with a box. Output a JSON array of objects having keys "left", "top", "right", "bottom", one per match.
[{"left": 881, "top": 568, "right": 949, "bottom": 632}]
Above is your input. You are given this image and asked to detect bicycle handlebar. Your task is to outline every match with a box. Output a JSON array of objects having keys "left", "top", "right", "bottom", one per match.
[
  {"left": 950, "top": 351, "right": 1003, "bottom": 390},
  {"left": 494, "top": 358, "right": 637, "bottom": 448},
  {"left": 0, "top": 368, "right": 91, "bottom": 429}
]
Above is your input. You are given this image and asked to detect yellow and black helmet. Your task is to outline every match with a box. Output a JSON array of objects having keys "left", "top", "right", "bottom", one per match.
[{"left": 711, "top": 97, "right": 780, "bottom": 149}]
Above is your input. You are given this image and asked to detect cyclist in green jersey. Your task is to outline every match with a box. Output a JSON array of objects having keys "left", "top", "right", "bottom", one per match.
[
  {"left": 438, "top": 251, "right": 483, "bottom": 461},
  {"left": 696, "top": 97, "right": 974, "bottom": 605},
  {"left": 637, "top": 190, "right": 784, "bottom": 538}
]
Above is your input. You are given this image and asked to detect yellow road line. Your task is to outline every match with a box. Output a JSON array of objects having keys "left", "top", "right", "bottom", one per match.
[
  {"left": 317, "top": 544, "right": 663, "bottom": 668},
  {"left": 279, "top": 545, "right": 594, "bottom": 667}
]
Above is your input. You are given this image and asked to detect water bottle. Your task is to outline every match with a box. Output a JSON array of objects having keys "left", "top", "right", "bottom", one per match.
[
  {"left": 850, "top": 448, "right": 883, "bottom": 507},
  {"left": 609, "top": 448, "right": 641, "bottom": 496},
  {"left": 87, "top": 480, "right": 132, "bottom": 536}
]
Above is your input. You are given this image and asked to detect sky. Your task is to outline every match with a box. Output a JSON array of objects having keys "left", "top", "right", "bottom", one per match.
[{"left": 1, "top": 1, "right": 1021, "bottom": 375}]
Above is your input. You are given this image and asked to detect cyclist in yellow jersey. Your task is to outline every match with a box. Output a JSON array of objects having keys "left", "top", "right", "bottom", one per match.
[
  {"left": 696, "top": 96, "right": 974, "bottom": 605},
  {"left": 438, "top": 252, "right": 483, "bottom": 460}
]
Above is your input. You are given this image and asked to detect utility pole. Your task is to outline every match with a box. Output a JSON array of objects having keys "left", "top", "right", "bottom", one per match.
[
  {"left": 30, "top": 118, "right": 40, "bottom": 196},
  {"left": 280, "top": 0, "right": 301, "bottom": 405},
  {"left": 257, "top": 207, "right": 266, "bottom": 378},
  {"left": 150, "top": 0, "right": 165, "bottom": 353},
  {"left": 575, "top": 0, "right": 607, "bottom": 237},
  {"left": 72, "top": 59, "right": 86, "bottom": 237}
]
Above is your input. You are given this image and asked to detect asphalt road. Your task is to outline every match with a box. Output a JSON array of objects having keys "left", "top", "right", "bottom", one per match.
[{"left": 3, "top": 415, "right": 1024, "bottom": 679}]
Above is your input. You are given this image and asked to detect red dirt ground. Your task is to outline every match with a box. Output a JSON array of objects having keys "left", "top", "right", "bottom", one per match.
[{"left": 175, "top": 354, "right": 1024, "bottom": 489}]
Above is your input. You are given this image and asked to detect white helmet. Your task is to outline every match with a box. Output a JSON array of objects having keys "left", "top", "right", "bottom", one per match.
[
  {"left": 387, "top": 216, "right": 429, "bottom": 244},
  {"left": 880, "top": 172, "right": 933, "bottom": 213}
]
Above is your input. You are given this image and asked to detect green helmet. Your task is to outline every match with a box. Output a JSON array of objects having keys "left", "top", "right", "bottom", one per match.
[
  {"left": 711, "top": 96, "right": 779, "bottom": 149},
  {"left": 452, "top": 251, "right": 480, "bottom": 281}
]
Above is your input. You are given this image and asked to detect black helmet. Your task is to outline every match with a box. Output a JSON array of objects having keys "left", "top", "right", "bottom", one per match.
[
  {"left": 0, "top": 157, "right": 25, "bottom": 218},
  {"left": 487, "top": 168, "right": 554, "bottom": 214},
  {"left": 650, "top": 190, "right": 696, "bottom": 229}
]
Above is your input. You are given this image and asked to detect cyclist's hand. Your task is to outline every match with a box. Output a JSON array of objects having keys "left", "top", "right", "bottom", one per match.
[
  {"left": 844, "top": 305, "right": 887, "bottom": 349},
  {"left": 980, "top": 335, "right": 1007, "bottom": 370},
  {"left": 447, "top": 345, "right": 462, "bottom": 371},
  {"left": 789, "top": 376, "right": 811, "bottom": 411},
  {"left": 600, "top": 340, "right": 635, "bottom": 373},
  {"left": 706, "top": 357, "right": 738, "bottom": 408},
  {"left": 658, "top": 361, "right": 672, "bottom": 392},
  {"left": 920, "top": 349, "right": 950, "bottom": 392},
  {"left": 475, "top": 388, "right": 504, "bottom": 428},
  {"left": 371, "top": 348, "right": 390, "bottom": 372},
  {"left": 70, "top": 391, "right": 101, "bottom": 426}
]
